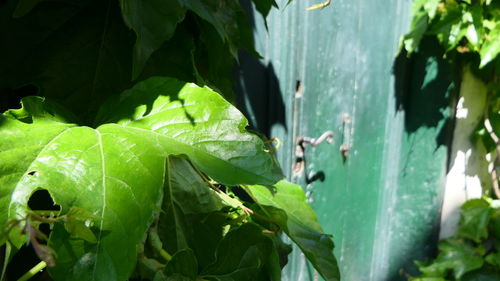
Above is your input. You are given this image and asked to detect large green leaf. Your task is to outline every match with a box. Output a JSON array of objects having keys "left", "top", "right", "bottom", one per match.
[
  {"left": 244, "top": 180, "right": 340, "bottom": 281},
  {"left": 95, "top": 77, "right": 282, "bottom": 185},
  {"left": 0, "top": 78, "right": 282, "bottom": 281}
]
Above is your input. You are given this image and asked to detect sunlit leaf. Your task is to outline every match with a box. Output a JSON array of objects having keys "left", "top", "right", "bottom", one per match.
[
  {"left": 245, "top": 180, "right": 340, "bottom": 281},
  {"left": 0, "top": 78, "right": 282, "bottom": 281}
]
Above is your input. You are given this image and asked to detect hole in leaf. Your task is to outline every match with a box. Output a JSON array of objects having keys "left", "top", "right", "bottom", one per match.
[
  {"left": 28, "top": 189, "right": 60, "bottom": 212},
  {"left": 27, "top": 171, "right": 37, "bottom": 176},
  {"left": 39, "top": 223, "right": 51, "bottom": 237},
  {"left": 230, "top": 186, "right": 254, "bottom": 204}
]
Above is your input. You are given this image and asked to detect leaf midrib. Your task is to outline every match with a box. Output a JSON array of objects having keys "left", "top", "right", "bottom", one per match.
[{"left": 113, "top": 124, "right": 275, "bottom": 184}]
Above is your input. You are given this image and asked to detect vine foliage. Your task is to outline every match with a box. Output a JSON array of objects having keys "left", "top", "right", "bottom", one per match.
[
  {"left": 404, "top": 0, "right": 499, "bottom": 280},
  {"left": 0, "top": 1, "right": 340, "bottom": 281}
]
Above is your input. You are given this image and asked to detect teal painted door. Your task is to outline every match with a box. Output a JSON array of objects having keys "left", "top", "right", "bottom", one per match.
[{"left": 235, "top": 0, "right": 454, "bottom": 280}]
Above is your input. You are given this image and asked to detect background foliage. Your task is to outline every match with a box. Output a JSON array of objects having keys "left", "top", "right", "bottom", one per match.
[
  {"left": 0, "top": 0, "right": 276, "bottom": 122},
  {"left": 404, "top": 0, "right": 499, "bottom": 280},
  {"left": 404, "top": 0, "right": 499, "bottom": 163},
  {"left": 410, "top": 198, "right": 500, "bottom": 280},
  {"left": 0, "top": 1, "right": 341, "bottom": 281}
]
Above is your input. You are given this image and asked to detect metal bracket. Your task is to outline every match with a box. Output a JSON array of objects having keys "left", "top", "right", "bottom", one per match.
[
  {"left": 340, "top": 114, "right": 351, "bottom": 160},
  {"left": 293, "top": 131, "right": 334, "bottom": 177}
]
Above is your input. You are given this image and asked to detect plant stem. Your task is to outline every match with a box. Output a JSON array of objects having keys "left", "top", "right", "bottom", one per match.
[
  {"left": 17, "top": 261, "right": 47, "bottom": 281},
  {"left": 159, "top": 249, "right": 172, "bottom": 262},
  {"left": 1, "top": 244, "right": 11, "bottom": 281}
]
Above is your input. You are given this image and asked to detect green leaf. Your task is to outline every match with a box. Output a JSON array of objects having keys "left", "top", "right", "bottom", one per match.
[
  {"left": 157, "top": 156, "right": 227, "bottom": 262},
  {"left": 167, "top": 157, "right": 224, "bottom": 215},
  {"left": 119, "top": 0, "right": 186, "bottom": 79},
  {"left": 484, "top": 252, "right": 500, "bottom": 267},
  {"left": 201, "top": 223, "right": 277, "bottom": 281},
  {"left": 0, "top": 0, "right": 134, "bottom": 122},
  {"left": 193, "top": 19, "right": 237, "bottom": 98},
  {"left": 63, "top": 207, "right": 99, "bottom": 243},
  {"left": 13, "top": 0, "right": 42, "bottom": 17},
  {"left": 461, "top": 268, "right": 500, "bottom": 281},
  {"left": 0, "top": 78, "right": 282, "bottom": 280},
  {"left": 95, "top": 77, "right": 282, "bottom": 185},
  {"left": 458, "top": 199, "right": 492, "bottom": 243},
  {"left": 244, "top": 180, "right": 340, "bottom": 281},
  {"left": 181, "top": 0, "right": 255, "bottom": 58},
  {"left": 428, "top": 6, "right": 462, "bottom": 35},
  {"left": 139, "top": 23, "right": 202, "bottom": 86},
  {"left": 251, "top": 0, "right": 278, "bottom": 19},
  {"left": 163, "top": 249, "right": 198, "bottom": 280},
  {"left": 3, "top": 96, "right": 78, "bottom": 124},
  {"left": 417, "top": 238, "right": 484, "bottom": 279},
  {"left": 267, "top": 234, "right": 291, "bottom": 281},
  {"left": 480, "top": 22, "right": 500, "bottom": 67},
  {"left": 404, "top": 14, "right": 429, "bottom": 53},
  {"left": 489, "top": 208, "right": 500, "bottom": 243}
]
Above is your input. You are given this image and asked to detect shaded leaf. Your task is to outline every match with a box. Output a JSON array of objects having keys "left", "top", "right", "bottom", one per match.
[
  {"left": 167, "top": 157, "right": 224, "bottom": 215},
  {"left": 245, "top": 180, "right": 340, "bottom": 281},
  {"left": 489, "top": 208, "right": 500, "bottom": 244},
  {"left": 462, "top": 268, "right": 500, "bottom": 281},
  {"left": 417, "top": 238, "right": 484, "bottom": 279},
  {"left": 0, "top": 0, "right": 134, "bottom": 122},
  {"left": 251, "top": 0, "right": 278, "bottom": 19},
  {"left": 201, "top": 223, "right": 276, "bottom": 281},
  {"left": 484, "top": 252, "right": 500, "bottom": 267},
  {"left": 164, "top": 249, "right": 198, "bottom": 280},
  {"left": 13, "top": 0, "right": 42, "bottom": 17},
  {"left": 119, "top": 0, "right": 186, "bottom": 79}
]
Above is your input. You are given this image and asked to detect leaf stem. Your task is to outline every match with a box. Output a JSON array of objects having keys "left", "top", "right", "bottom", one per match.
[
  {"left": 158, "top": 249, "right": 172, "bottom": 262},
  {"left": 17, "top": 261, "right": 47, "bottom": 281},
  {"left": 1, "top": 244, "right": 11, "bottom": 281}
]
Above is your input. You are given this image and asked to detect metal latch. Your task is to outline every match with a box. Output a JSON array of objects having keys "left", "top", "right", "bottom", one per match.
[{"left": 293, "top": 131, "right": 334, "bottom": 178}]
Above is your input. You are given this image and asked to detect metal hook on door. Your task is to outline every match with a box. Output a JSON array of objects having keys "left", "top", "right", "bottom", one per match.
[{"left": 293, "top": 131, "right": 334, "bottom": 178}]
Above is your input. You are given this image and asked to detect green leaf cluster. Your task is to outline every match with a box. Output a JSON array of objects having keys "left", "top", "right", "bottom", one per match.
[
  {"left": 404, "top": 0, "right": 499, "bottom": 204},
  {"left": 0, "top": 0, "right": 276, "bottom": 122},
  {"left": 0, "top": 77, "right": 339, "bottom": 281},
  {"left": 0, "top": 1, "right": 340, "bottom": 280},
  {"left": 411, "top": 198, "right": 500, "bottom": 281},
  {"left": 403, "top": 0, "right": 500, "bottom": 68}
]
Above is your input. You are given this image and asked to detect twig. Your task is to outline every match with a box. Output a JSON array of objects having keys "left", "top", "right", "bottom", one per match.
[
  {"left": 307, "top": 0, "right": 331, "bottom": 10},
  {"left": 484, "top": 94, "right": 500, "bottom": 198},
  {"left": 17, "top": 261, "right": 47, "bottom": 281}
]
